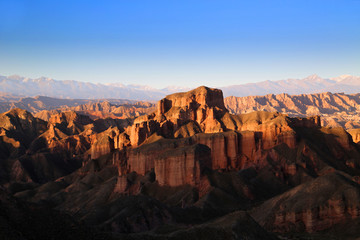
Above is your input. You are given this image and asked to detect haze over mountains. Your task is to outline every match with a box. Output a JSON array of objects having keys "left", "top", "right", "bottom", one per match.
[
  {"left": 0, "top": 75, "right": 175, "bottom": 101},
  {"left": 1, "top": 74, "right": 359, "bottom": 100},
  {"left": 221, "top": 74, "right": 360, "bottom": 97}
]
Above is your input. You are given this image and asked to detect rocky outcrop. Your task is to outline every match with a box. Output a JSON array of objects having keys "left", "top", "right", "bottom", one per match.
[
  {"left": 89, "top": 128, "right": 119, "bottom": 159},
  {"left": 47, "top": 111, "right": 93, "bottom": 135},
  {"left": 156, "top": 86, "right": 227, "bottom": 132},
  {"left": 154, "top": 144, "right": 210, "bottom": 186},
  {"left": 158, "top": 86, "right": 226, "bottom": 114},
  {"left": 117, "top": 138, "right": 211, "bottom": 186},
  {"left": 0, "top": 108, "right": 47, "bottom": 156},
  {"left": 34, "top": 109, "right": 60, "bottom": 122}
]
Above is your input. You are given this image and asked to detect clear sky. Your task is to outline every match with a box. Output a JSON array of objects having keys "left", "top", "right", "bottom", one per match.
[{"left": 0, "top": 0, "right": 359, "bottom": 88}]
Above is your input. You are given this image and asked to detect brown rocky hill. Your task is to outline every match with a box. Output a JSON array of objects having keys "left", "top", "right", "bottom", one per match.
[
  {"left": 60, "top": 100, "right": 155, "bottom": 120},
  {"left": 3, "top": 86, "right": 360, "bottom": 239},
  {"left": 34, "top": 100, "right": 155, "bottom": 122},
  {"left": 252, "top": 171, "right": 360, "bottom": 233},
  {"left": 0, "top": 108, "right": 128, "bottom": 184},
  {"left": 0, "top": 95, "right": 155, "bottom": 120}
]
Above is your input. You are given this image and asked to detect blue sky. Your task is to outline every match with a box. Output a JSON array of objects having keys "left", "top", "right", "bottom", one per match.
[{"left": 0, "top": 0, "right": 359, "bottom": 88}]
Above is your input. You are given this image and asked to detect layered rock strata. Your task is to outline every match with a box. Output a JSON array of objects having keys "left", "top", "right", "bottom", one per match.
[
  {"left": 224, "top": 92, "right": 360, "bottom": 130},
  {"left": 102, "top": 87, "right": 333, "bottom": 190}
]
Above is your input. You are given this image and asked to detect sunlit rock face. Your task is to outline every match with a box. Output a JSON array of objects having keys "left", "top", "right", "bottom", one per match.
[
  {"left": 4, "top": 86, "right": 360, "bottom": 237},
  {"left": 107, "top": 87, "right": 325, "bottom": 193}
]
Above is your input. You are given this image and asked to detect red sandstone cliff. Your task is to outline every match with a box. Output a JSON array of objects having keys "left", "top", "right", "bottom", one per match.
[{"left": 104, "top": 87, "right": 357, "bottom": 195}]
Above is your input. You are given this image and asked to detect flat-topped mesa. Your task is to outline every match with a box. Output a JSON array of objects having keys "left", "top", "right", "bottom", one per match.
[
  {"left": 154, "top": 86, "right": 228, "bottom": 134},
  {"left": 157, "top": 86, "right": 227, "bottom": 117}
]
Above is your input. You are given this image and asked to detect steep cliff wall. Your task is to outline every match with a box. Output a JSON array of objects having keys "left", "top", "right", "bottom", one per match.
[{"left": 97, "top": 87, "right": 325, "bottom": 191}]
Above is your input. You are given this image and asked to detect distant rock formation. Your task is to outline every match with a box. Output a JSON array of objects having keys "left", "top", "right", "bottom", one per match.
[
  {"left": 0, "top": 94, "right": 156, "bottom": 120},
  {"left": 64, "top": 100, "right": 155, "bottom": 120},
  {"left": 225, "top": 92, "right": 360, "bottom": 132}
]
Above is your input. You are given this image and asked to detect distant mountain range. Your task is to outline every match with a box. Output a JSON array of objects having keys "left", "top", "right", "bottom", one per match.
[
  {"left": 0, "top": 75, "right": 187, "bottom": 101},
  {"left": 221, "top": 74, "right": 360, "bottom": 97},
  {"left": 1, "top": 74, "right": 359, "bottom": 100}
]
